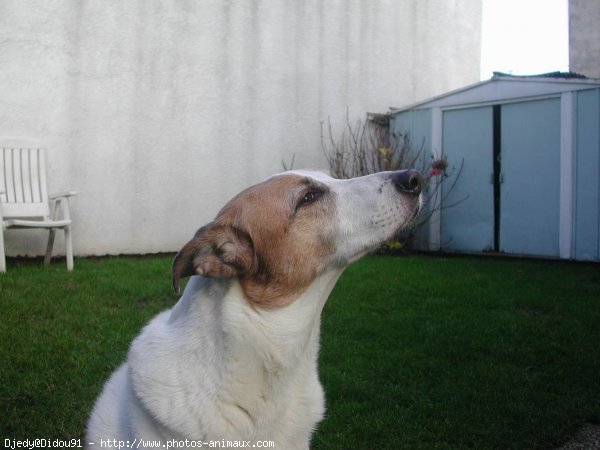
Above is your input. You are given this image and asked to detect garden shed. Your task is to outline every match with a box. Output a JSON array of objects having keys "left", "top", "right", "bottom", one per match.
[{"left": 388, "top": 73, "right": 600, "bottom": 261}]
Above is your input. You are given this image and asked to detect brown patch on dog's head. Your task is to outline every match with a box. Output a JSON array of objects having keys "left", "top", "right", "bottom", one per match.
[{"left": 172, "top": 174, "right": 337, "bottom": 308}]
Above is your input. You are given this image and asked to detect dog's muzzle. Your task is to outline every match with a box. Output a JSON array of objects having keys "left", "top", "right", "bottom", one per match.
[{"left": 392, "top": 169, "right": 421, "bottom": 195}]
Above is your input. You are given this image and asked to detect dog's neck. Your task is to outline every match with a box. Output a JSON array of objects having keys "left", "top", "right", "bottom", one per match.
[{"left": 169, "top": 268, "right": 343, "bottom": 374}]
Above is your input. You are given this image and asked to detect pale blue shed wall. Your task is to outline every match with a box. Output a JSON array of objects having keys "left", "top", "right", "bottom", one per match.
[
  {"left": 391, "top": 87, "right": 600, "bottom": 261},
  {"left": 390, "top": 109, "right": 432, "bottom": 157},
  {"left": 574, "top": 88, "right": 600, "bottom": 260},
  {"left": 389, "top": 109, "right": 432, "bottom": 249}
]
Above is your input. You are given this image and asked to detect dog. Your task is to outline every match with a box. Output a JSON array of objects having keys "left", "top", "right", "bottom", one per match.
[{"left": 86, "top": 169, "right": 421, "bottom": 449}]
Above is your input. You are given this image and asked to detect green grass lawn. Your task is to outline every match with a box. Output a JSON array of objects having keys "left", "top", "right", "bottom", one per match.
[{"left": 1, "top": 254, "right": 599, "bottom": 449}]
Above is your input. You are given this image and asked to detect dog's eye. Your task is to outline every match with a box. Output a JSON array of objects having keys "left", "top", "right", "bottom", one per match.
[{"left": 298, "top": 190, "right": 323, "bottom": 208}]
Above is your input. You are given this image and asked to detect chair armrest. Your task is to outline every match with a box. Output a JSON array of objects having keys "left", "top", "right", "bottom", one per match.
[
  {"left": 48, "top": 191, "right": 76, "bottom": 221},
  {"left": 49, "top": 191, "right": 77, "bottom": 200}
]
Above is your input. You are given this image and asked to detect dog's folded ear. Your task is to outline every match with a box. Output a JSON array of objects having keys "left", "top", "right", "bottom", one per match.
[{"left": 172, "top": 224, "right": 255, "bottom": 294}]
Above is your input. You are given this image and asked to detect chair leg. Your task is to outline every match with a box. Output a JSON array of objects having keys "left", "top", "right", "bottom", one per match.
[
  {"left": 64, "top": 226, "right": 73, "bottom": 271},
  {"left": 45, "top": 229, "right": 56, "bottom": 266},
  {"left": 0, "top": 228, "right": 6, "bottom": 273}
]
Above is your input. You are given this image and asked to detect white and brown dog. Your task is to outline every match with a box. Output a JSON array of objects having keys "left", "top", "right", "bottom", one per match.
[{"left": 86, "top": 169, "right": 421, "bottom": 449}]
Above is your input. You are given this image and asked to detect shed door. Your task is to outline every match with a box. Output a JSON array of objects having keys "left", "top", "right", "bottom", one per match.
[
  {"left": 499, "top": 98, "right": 561, "bottom": 257},
  {"left": 441, "top": 106, "right": 494, "bottom": 252}
]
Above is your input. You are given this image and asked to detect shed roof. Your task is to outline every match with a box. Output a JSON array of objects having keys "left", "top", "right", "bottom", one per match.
[{"left": 389, "top": 72, "right": 600, "bottom": 114}]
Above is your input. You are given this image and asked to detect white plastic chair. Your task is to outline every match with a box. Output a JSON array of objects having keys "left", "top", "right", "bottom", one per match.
[{"left": 0, "top": 139, "right": 76, "bottom": 272}]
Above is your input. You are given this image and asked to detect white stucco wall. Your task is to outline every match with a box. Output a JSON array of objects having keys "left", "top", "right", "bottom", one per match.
[
  {"left": 569, "top": 0, "right": 600, "bottom": 78},
  {"left": 0, "top": 0, "right": 482, "bottom": 257}
]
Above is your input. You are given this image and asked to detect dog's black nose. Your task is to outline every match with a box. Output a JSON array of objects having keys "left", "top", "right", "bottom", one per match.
[{"left": 392, "top": 169, "right": 421, "bottom": 194}]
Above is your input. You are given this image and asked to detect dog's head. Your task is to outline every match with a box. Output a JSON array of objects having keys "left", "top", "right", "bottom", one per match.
[{"left": 172, "top": 170, "right": 421, "bottom": 307}]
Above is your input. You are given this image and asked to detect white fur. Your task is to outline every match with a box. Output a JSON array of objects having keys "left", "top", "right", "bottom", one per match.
[{"left": 86, "top": 170, "right": 420, "bottom": 449}]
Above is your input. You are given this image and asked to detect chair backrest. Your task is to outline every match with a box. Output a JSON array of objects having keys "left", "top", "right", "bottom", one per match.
[{"left": 0, "top": 139, "right": 50, "bottom": 219}]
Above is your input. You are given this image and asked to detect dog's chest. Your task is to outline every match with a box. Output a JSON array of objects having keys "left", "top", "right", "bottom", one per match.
[
  {"left": 128, "top": 280, "right": 327, "bottom": 445},
  {"left": 217, "top": 352, "right": 325, "bottom": 443}
]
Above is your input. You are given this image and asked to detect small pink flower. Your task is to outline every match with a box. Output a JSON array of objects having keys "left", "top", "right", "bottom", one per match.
[{"left": 429, "top": 158, "right": 447, "bottom": 177}]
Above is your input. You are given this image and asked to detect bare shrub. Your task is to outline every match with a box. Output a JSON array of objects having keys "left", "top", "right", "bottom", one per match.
[
  {"left": 321, "top": 113, "right": 425, "bottom": 178},
  {"left": 321, "top": 113, "right": 464, "bottom": 252}
]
